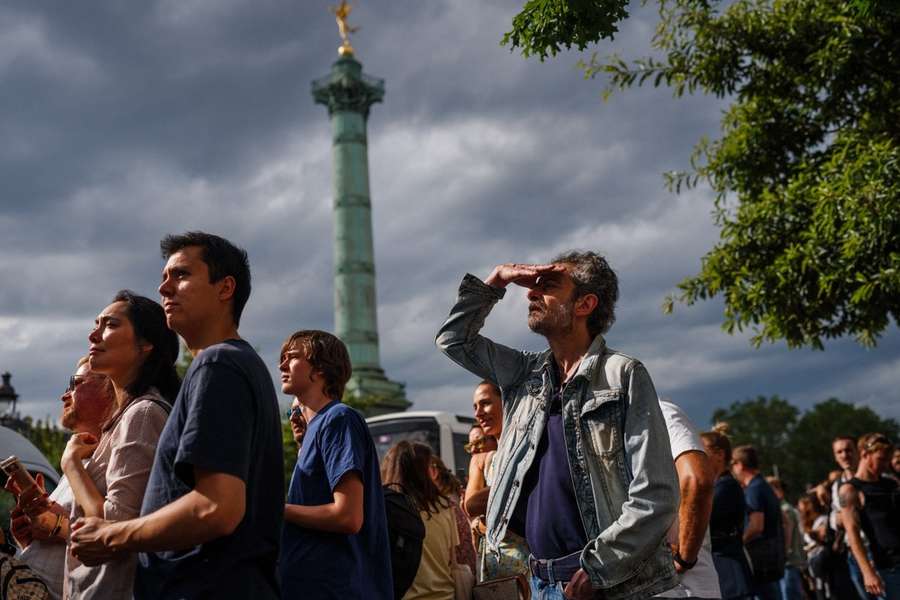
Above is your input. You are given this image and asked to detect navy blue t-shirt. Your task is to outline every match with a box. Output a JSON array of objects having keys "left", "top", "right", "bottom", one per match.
[
  {"left": 520, "top": 371, "right": 588, "bottom": 559},
  {"left": 135, "top": 339, "right": 285, "bottom": 600},
  {"left": 279, "top": 400, "right": 392, "bottom": 600},
  {"left": 744, "top": 474, "right": 781, "bottom": 542}
]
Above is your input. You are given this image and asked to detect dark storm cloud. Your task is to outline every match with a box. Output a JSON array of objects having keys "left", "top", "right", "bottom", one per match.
[{"left": 1, "top": 0, "right": 897, "bottom": 429}]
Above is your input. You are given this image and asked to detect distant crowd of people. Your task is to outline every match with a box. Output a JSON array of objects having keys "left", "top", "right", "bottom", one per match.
[{"left": 0, "top": 233, "right": 897, "bottom": 600}]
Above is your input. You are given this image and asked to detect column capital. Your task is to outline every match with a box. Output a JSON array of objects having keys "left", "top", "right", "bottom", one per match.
[{"left": 312, "top": 55, "right": 384, "bottom": 119}]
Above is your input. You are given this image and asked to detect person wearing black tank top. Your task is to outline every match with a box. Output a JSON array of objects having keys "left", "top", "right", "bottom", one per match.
[{"left": 839, "top": 433, "right": 900, "bottom": 599}]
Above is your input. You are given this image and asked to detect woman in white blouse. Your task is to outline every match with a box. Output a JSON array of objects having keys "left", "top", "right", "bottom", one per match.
[{"left": 61, "top": 290, "right": 180, "bottom": 599}]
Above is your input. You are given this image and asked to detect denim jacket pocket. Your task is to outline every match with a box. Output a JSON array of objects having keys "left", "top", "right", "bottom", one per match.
[{"left": 579, "top": 390, "right": 623, "bottom": 458}]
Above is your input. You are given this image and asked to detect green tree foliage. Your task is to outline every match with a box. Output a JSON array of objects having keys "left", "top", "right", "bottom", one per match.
[
  {"left": 175, "top": 341, "right": 193, "bottom": 379},
  {"left": 711, "top": 395, "right": 798, "bottom": 479},
  {"left": 712, "top": 395, "right": 899, "bottom": 494},
  {"left": 583, "top": 0, "right": 900, "bottom": 349},
  {"left": 788, "top": 398, "right": 899, "bottom": 488},
  {"left": 502, "top": 0, "right": 629, "bottom": 60},
  {"left": 282, "top": 418, "right": 299, "bottom": 494}
]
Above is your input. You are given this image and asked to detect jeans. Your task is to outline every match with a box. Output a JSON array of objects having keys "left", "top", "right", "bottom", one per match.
[
  {"left": 752, "top": 580, "right": 783, "bottom": 600},
  {"left": 849, "top": 552, "right": 870, "bottom": 600},
  {"left": 878, "top": 564, "right": 900, "bottom": 600},
  {"left": 779, "top": 566, "right": 804, "bottom": 600},
  {"left": 530, "top": 575, "right": 568, "bottom": 600}
]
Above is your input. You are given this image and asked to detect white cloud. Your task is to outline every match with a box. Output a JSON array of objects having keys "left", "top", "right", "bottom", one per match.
[{"left": 0, "top": 13, "right": 102, "bottom": 84}]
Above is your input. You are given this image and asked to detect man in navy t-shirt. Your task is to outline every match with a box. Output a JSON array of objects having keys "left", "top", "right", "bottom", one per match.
[
  {"left": 70, "top": 232, "right": 284, "bottom": 599},
  {"left": 732, "top": 444, "right": 784, "bottom": 600},
  {"left": 278, "top": 329, "right": 392, "bottom": 600}
]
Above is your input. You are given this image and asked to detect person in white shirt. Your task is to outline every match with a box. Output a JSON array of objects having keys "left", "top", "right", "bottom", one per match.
[{"left": 656, "top": 398, "right": 722, "bottom": 599}]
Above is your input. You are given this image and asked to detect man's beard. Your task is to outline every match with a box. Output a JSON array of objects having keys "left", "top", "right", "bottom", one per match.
[
  {"left": 60, "top": 409, "right": 77, "bottom": 431},
  {"left": 528, "top": 300, "right": 575, "bottom": 337}
]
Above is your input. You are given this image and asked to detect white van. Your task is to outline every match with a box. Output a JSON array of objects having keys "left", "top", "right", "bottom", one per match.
[{"left": 366, "top": 411, "right": 476, "bottom": 480}]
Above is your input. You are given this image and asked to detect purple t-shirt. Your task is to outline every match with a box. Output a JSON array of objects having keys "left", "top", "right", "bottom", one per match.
[{"left": 519, "top": 370, "right": 588, "bottom": 559}]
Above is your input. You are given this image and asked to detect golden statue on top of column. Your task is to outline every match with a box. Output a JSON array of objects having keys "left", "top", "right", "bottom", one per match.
[{"left": 331, "top": 1, "right": 358, "bottom": 56}]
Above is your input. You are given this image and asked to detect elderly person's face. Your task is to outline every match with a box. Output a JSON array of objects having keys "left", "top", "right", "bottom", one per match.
[{"left": 61, "top": 363, "right": 114, "bottom": 432}]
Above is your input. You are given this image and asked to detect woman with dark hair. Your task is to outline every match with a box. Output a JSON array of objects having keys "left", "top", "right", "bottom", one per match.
[
  {"left": 61, "top": 290, "right": 179, "bottom": 599},
  {"left": 382, "top": 442, "right": 458, "bottom": 600},
  {"left": 700, "top": 423, "right": 753, "bottom": 600}
]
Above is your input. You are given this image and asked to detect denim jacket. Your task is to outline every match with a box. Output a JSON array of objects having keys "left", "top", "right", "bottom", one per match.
[{"left": 436, "top": 275, "right": 679, "bottom": 600}]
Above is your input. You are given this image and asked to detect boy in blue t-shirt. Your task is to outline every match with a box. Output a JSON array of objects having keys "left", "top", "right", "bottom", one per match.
[{"left": 278, "top": 330, "right": 392, "bottom": 600}]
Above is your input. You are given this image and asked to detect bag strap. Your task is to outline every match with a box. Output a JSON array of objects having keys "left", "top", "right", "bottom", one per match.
[{"left": 138, "top": 395, "right": 173, "bottom": 415}]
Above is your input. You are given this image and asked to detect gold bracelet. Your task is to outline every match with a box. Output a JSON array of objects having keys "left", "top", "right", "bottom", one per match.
[{"left": 50, "top": 513, "right": 64, "bottom": 538}]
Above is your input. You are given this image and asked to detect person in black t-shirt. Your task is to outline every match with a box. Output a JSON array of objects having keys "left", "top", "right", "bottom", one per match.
[
  {"left": 700, "top": 425, "right": 753, "bottom": 600},
  {"left": 840, "top": 433, "right": 900, "bottom": 599},
  {"left": 69, "top": 232, "right": 284, "bottom": 599}
]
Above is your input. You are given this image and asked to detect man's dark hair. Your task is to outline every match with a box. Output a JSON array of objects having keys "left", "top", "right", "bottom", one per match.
[
  {"left": 832, "top": 435, "right": 856, "bottom": 446},
  {"left": 160, "top": 231, "right": 251, "bottom": 327},
  {"left": 281, "top": 330, "right": 352, "bottom": 400},
  {"left": 552, "top": 250, "right": 619, "bottom": 337},
  {"left": 733, "top": 444, "right": 760, "bottom": 470}
]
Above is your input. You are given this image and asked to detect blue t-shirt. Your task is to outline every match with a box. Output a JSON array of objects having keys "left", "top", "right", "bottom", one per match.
[
  {"left": 744, "top": 474, "right": 780, "bottom": 542},
  {"left": 520, "top": 374, "right": 587, "bottom": 559},
  {"left": 135, "top": 339, "right": 285, "bottom": 600},
  {"left": 279, "top": 400, "right": 392, "bottom": 600}
]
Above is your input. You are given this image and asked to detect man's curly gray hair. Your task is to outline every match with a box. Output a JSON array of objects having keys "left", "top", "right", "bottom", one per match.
[{"left": 552, "top": 250, "right": 619, "bottom": 337}]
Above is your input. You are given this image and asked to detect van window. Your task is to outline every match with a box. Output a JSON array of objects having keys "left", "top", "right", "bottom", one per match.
[{"left": 368, "top": 417, "right": 440, "bottom": 463}]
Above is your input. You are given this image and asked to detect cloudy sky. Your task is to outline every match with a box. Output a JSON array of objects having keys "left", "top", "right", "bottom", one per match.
[{"left": 1, "top": 0, "right": 897, "bottom": 430}]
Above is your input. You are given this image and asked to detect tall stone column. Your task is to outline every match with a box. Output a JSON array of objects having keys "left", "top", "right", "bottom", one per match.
[{"left": 312, "top": 50, "right": 409, "bottom": 415}]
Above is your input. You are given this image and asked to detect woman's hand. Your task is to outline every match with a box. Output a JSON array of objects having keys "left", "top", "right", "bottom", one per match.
[
  {"left": 61, "top": 432, "right": 99, "bottom": 470},
  {"left": 17, "top": 473, "right": 52, "bottom": 519}
]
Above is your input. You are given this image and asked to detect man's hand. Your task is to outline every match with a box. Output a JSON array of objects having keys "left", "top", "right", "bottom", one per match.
[
  {"left": 563, "top": 568, "right": 595, "bottom": 600},
  {"left": 484, "top": 263, "right": 566, "bottom": 289},
  {"left": 862, "top": 568, "right": 886, "bottom": 597},
  {"left": 670, "top": 545, "right": 686, "bottom": 574},
  {"left": 70, "top": 517, "right": 122, "bottom": 566}
]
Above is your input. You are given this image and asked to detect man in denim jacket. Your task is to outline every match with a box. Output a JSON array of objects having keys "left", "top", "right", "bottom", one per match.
[{"left": 436, "top": 252, "right": 679, "bottom": 600}]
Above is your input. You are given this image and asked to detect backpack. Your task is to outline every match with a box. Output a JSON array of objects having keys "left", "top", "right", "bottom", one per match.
[
  {"left": 383, "top": 484, "right": 425, "bottom": 600},
  {"left": 0, "top": 553, "right": 50, "bottom": 600}
]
